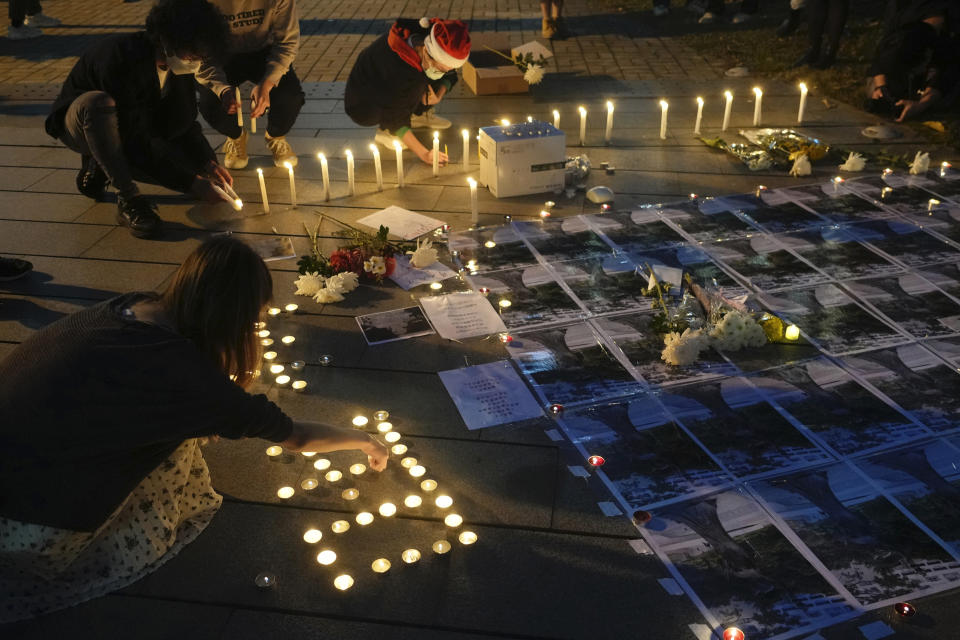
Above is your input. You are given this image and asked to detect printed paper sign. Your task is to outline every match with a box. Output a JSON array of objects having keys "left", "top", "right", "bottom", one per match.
[
  {"left": 439, "top": 361, "right": 544, "bottom": 430},
  {"left": 357, "top": 206, "right": 445, "bottom": 240},
  {"left": 419, "top": 292, "right": 506, "bottom": 340}
]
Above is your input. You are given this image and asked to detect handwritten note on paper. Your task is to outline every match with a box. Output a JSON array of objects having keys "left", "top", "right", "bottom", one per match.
[
  {"left": 419, "top": 292, "right": 506, "bottom": 340},
  {"left": 439, "top": 361, "right": 544, "bottom": 430},
  {"left": 389, "top": 254, "right": 458, "bottom": 290},
  {"left": 356, "top": 206, "right": 445, "bottom": 240}
]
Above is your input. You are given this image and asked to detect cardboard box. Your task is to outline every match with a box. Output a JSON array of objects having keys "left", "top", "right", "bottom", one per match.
[
  {"left": 462, "top": 48, "right": 527, "bottom": 96},
  {"left": 479, "top": 121, "right": 566, "bottom": 198}
]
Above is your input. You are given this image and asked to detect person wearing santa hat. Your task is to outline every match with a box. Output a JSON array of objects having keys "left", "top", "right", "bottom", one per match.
[{"left": 345, "top": 17, "right": 470, "bottom": 167}]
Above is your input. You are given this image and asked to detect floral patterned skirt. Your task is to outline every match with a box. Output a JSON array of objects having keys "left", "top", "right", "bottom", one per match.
[{"left": 0, "top": 439, "right": 222, "bottom": 623}]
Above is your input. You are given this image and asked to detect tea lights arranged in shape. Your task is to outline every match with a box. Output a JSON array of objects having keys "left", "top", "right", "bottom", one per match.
[
  {"left": 797, "top": 82, "right": 808, "bottom": 123},
  {"left": 255, "top": 572, "right": 277, "bottom": 588},
  {"left": 752, "top": 87, "right": 763, "bottom": 126},
  {"left": 458, "top": 530, "right": 477, "bottom": 545},
  {"left": 391, "top": 444, "right": 408, "bottom": 455},
  {"left": 316, "top": 549, "right": 337, "bottom": 565},
  {"left": 400, "top": 457, "right": 418, "bottom": 469},
  {"left": 369, "top": 143, "right": 383, "bottom": 191},
  {"left": 356, "top": 512, "right": 374, "bottom": 525},
  {"left": 303, "top": 529, "right": 323, "bottom": 544},
  {"left": 268, "top": 307, "right": 282, "bottom": 316},
  {"left": 409, "top": 465, "right": 426, "bottom": 478},
  {"left": 301, "top": 478, "right": 318, "bottom": 490},
  {"left": 292, "top": 380, "right": 307, "bottom": 392},
  {"left": 444, "top": 514, "right": 463, "bottom": 528},
  {"left": 722, "top": 90, "right": 733, "bottom": 131},
  {"left": 277, "top": 486, "right": 295, "bottom": 499},
  {"left": 467, "top": 177, "right": 479, "bottom": 224},
  {"left": 269, "top": 365, "right": 285, "bottom": 375},
  {"left": 604, "top": 100, "right": 614, "bottom": 143},
  {"left": 341, "top": 488, "right": 359, "bottom": 500},
  {"left": 317, "top": 152, "right": 331, "bottom": 201},
  {"left": 432, "top": 540, "right": 451, "bottom": 554},
  {"left": 261, "top": 338, "right": 273, "bottom": 346},
  {"left": 345, "top": 149, "right": 356, "bottom": 196},
  {"left": 377, "top": 421, "right": 393, "bottom": 433},
  {"left": 484, "top": 240, "right": 496, "bottom": 248},
  {"left": 255, "top": 167, "right": 270, "bottom": 213},
  {"left": 266, "top": 445, "right": 283, "bottom": 457},
  {"left": 325, "top": 470, "right": 343, "bottom": 482},
  {"left": 420, "top": 479, "right": 438, "bottom": 492},
  {"left": 373, "top": 410, "right": 389, "bottom": 421},
  {"left": 378, "top": 502, "right": 397, "bottom": 517},
  {"left": 384, "top": 431, "right": 401, "bottom": 443},
  {"left": 659, "top": 100, "right": 668, "bottom": 140},
  {"left": 461, "top": 128, "right": 470, "bottom": 171},
  {"left": 401, "top": 549, "right": 421, "bottom": 564},
  {"left": 404, "top": 495, "right": 422, "bottom": 508},
  {"left": 334, "top": 574, "right": 354, "bottom": 591},
  {"left": 258, "top": 330, "right": 271, "bottom": 338},
  {"left": 393, "top": 140, "right": 404, "bottom": 187},
  {"left": 349, "top": 463, "right": 367, "bottom": 476},
  {"left": 275, "top": 375, "right": 290, "bottom": 386},
  {"left": 432, "top": 131, "right": 440, "bottom": 177},
  {"left": 284, "top": 303, "right": 298, "bottom": 314},
  {"left": 435, "top": 495, "right": 453, "bottom": 509},
  {"left": 578, "top": 106, "right": 587, "bottom": 145},
  {"left": 430, "top": 281, "right": 443, "bottom": 290},
  {"left": 694, "top": 97, "right": 704, "bottom": 135},
  {"left": 314, "top": 458, "right": 331, "bottom": 471},
  {"left": 301, "top": 451, "right": 317, "bottom": 457},
  {"left": 552, "top": 109, "right": 560, "bottom": 129},
  {"left": 331, "top": 520, "right": 350, "bottom": 533},
  {"left": 371, "top": 558, "right": 391, "bottom": 573},
  {"left": 498, "top": 299, "right": 512, "bottom": 309},
  {"left": 283, "top": 161, "right": 297, "bottom": 207}
]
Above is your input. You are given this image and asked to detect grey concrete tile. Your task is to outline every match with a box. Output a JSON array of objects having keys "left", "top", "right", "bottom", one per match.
[
  {"left": 0, "top": 220, "right": 111, "bottom": 256},
  {"left": 1, "top": 256, "right": 176, "bottom": 300},
  {"left": 220, "top": 610, "right": 493, "bottom": 640},
  {"left": 0, "top": 166, "right": 56, "bottom": 190},
  {"left": 0, "top": 190, "right": 96, "bottom": 222},
  {"left": 0, "top": 127, "right": 61, "bottom": 147},
  {"left": 0, "top": 144, "right": 54, "bottom": 166},
  {"left": 25, "top": 168, "right": 182, "bottom": 197},
  {"left": 80, "top": 226, "right": 206, "bottom": 264}
]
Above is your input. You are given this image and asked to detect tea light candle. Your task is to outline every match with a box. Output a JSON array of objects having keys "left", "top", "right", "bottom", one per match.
[
  {"left": 283, "top": 161, "right": 296, "bottom": 207},
  {"left": 659, "top": 100, "right": 668, "bottom": 140},
  {"left": 752, "top": 87, "right": 763, "bottom": 126},
  {"left": 320, "top": 355, "right": 332, "bottom": 366},
  {"left": 316, "top": 550, "right": 337, "bottom": 565},
  {"left": 314, "top": 458, "right": 331, "bottom": 471},
  {"left": 325, "top": 470, "right": 342, "bottom": 482},
  {"left": 355, "top": 512, "right": 374, "bottom": 525},
  {"left": 318, "top": 152, "right": 331, "bottom": 201},
  {"left": 784, "top": 324, "right": 800, "bottom": 341},
  {"left": 604, "top": 100, "right": 614, "bottom": 143},
  {"left": 929, "top": 198, "right": 941, "bottom": 211},
  {"left": 371, "top": 558, "right": 391, "bottom": 573},
  {"left": 331, "top": 520, "right": 350, "bottom": 533},
  {"left": 301, "top": 478, "right": 318, "bottom": 490},
  {"left": 290, "top": 361, "right": 305, "bottom": 371},
  {"left": 458, "top": 530, "right": 478, "bottom": 545},
  {"left": 444, "top": 513, "right": 463, "bottom": 528},
  {"left": 578, "top": 106, "right": 587, "bottom": 145},
  {"left": 275, "top": 374, "right": 290, "bottom": 385},
  {"left": 280, "top": 335, "right": 295, "bottom": 344},
  {"left": 401, "top": 549, "right": 421, "bottom": 564},
  {"left": 461, "top": 128, "right": 470, "bottom": 171},
  {"left": 256, "top": 168, "right": 270, "bottom": 213},
  {"left": 352, "top": 416, "right": 369, "bottom": 427},
  {"left": 378, "top": 502, "right": 397, "bottom": 517},
  {"left": 234, "top": 86, "right": 243, "bottom": 128},
  {"left": 420, "top": 479, "right": 438, "bottom": 492},
  {"left": 384, "top": 431, "right": 401, "bottom": 443},
  {"left": 391, "top": 444, "right": 408, "bottom": 455},
  {"left": 334, "top": 574, "right": 354, "bottom": 590},
  {"left": 373, "top": 410, "right": 389, "bottom": 421},
  {"left": 798, "top": 82, "right": 808, "bottom": 124},
  {"left": 400, "top": 457, "right": 418, "bottom": 469},
  {"left": 694, "top": 97, "right": 703, "bottom": 135},
  {"left": 301, "top": 451, "right": 317, "bottom": 457},
  {"left": 552, "top": 109, "right": 560, "bottom": 129},
  {"left": 303, "top": 529, "right": 323, "bottom": 543},
  {"left": 942, "top": 161, "right": 952, "bottom": 177},
  {"left": 261, "top": 338, "right": 273, "bottom": 346},
  {"left": 341, "top": 488, "right": 359, "bottom": 500},
  {"left": 409, "top": 465, "right": 426, "bottom": 478},
  {"left": 404, "top": 495, "right": 422, "bottom": 508},
  {"left": 349, "top": 463, "right": 366, "bottom": 476},
  {"left": 266, "top": 445, "right": 283, "bottom": 457},
  {"left": 435, "top": 495, "right": 453, "bottom": 509},
  {"left": 832, "top": 176, "right": 844, "bottom": 192},
  {"left": 722, "top": 90, "right": 733, "bottom": 131},
  {"left": 369, "top": 143, "right": 383, "bottom": 191},
  {"left": 292, "top": 380, "right": 307, "bottom": 392},
  {"left": 393, "top": 140, "right": 404, "bottom": 187},
  {"left": 432, "top": 131, "right": 440, "bottom": 177},
  {"left": 284, "top": 303, "right": 298, "bottom": 314},
  {"left": 268, "top": 307, "right": 281, "bottom": 316},
  {"left": 377, "top": 421, "right": 393, "bottom": 433},
  {"left": 277, "top": 486, "right": 294, "bottom": 499},
  {"left": 268, "top": 365, "right": 284, "bottom": 376},
  {"left": 467, "top": 177, "right": 479, "bottom": 223}
]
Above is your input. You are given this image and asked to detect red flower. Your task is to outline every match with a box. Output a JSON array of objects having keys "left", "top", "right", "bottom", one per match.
[
  {"left": 384, "top": 256, "right": 396, "bottom": 277},
  {"left": 329, "top": 249, "right": 363, "bottom": 274}
]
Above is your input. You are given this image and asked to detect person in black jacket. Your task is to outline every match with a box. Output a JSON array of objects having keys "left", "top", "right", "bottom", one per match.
[
  {"left": 345, "top": 18, "right": 471, "bottom": 167},
  {"left": 45, "top": 0, "right": 233, "bottom": 239}
]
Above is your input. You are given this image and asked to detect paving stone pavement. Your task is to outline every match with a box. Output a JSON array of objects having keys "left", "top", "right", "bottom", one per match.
[{"left": 3, "top": 1, "right": 960, "bottom": 639}]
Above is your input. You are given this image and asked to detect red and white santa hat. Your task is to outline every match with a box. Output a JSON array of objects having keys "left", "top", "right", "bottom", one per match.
[{"left": 421, "top": 18, "right": 471, "bottom": 69}]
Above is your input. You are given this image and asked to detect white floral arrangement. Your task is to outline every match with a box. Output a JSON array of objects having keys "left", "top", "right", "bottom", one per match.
[
  {"left": 409, "top": 237, "right": 439, "bottom": 268},
  {"left": 789, "top": 153, "right": 812, "bottom": 177},
  {"left": 661, "top": 328, "right": 711, "bottom": 366},
  {"left": 909, "top": 151, "right": 930, "bottom": 175},
  {"left": 708, "top": 309, "right": 768, "bottom": 351},
  {"left": 838, "top": 152, "right": 866, "bottom": 172},
  {"left": 294, "top": 270, "right": 360, "bottom": 305}
]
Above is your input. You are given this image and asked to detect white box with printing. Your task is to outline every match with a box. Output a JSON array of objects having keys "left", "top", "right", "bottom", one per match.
[{"left": 478, "top": 121, "right": 566, "bottom": 198}]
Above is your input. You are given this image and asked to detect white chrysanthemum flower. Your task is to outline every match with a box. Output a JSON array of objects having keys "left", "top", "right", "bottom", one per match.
[
  {"left": 328, "top": 271, "right": 359, "bottom": 293},
  {"left": 839, "top": 152, "right": 866, "bottom": 172},
  {"left": 410, "top": 238, "right": 439, "bottom": 268},
  {"left": 661, "top": 328, "right": 709, "bottom": 366},
  {"left": 909, "top": 151, "right": 930, "bottom": 175},
  {"left": 294, "top": 271, "right": 324, "bottom": 296},
  {"left": 789, "top": 154, "right": 811, "bottom": 177},
  {"left": 523, "top": 64, "right": 545, "bottom": 85},
  {"left": 364, "top": 255, "right": 386, "bottom": 275},
  {"left": 313, "top": 287, "right": 345, "bottom": 304}
]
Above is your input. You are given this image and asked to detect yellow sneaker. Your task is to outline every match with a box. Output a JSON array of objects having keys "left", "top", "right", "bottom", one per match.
[
  {"left": 541, "top": 18, "right": 557, "bottom": 39},
  {"left": 223, "top": 129, "right": 248, "bottom": 170},
  {"left": 266, "top": 134, "right": 297, "bottom": 168}
]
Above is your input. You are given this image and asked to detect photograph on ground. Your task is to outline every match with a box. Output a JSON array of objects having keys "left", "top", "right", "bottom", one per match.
[
  {"left": 843, "top": 275, "right": 960, "bottom": 340},
  {"left": 466, "top": 266, "right": 583, "bottom": 330}
]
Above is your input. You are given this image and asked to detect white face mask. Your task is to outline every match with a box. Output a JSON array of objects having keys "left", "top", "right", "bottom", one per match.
[
  {"left": 424, "top": 66, "right": 445, "bottom": 81},
  {"left": 163, "top": 50, "right": 202, "bottom": 76}
]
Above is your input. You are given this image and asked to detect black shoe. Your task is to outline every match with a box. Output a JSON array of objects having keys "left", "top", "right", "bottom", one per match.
[
  {"left": 117, "top": 195, "right": 162, "bottom": 238},
  {"left": 76, "top": 155, "right": 109, "bottom": 201},
  {"left": 0, "top": 257, "right": 33, "bottom": 282},
  {"left": 791, "top": 48, "right": 819, "bottom": 68},
  {"left": 776, "top": 9, "right": 803, "bottom": 37}
]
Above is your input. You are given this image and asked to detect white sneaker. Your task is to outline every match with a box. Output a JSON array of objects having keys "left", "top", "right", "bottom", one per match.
[
  {"left": 375, "top": 128, "right": 407, "bottom": 151},
  {"left": 653, "top": 5, "right": 669, "bottom": 17},
  {"left": 24, "top": 12, "right": 60, "bottom": 27},
  {"left": 223, "top": 130, "right": 249, "bottom": 169},
  {"left": 265, "top": 134, "right": 297, "bottom": 168},
  {"left": 731, "top": 12, "right": 751, "bottom": 24},
  {"left": 698, "top": 11, "right": 717, "bottom": 24},
  {"left": 7, "top": 24, "right": 42, "bottom": 39},
  {"left": 410, "top": 108, "right": 452, "bottom": 130}
]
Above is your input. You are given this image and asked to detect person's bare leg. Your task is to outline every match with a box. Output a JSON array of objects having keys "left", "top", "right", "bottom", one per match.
[{"left": 540, "top": 1, "right": 556, "bottom": 38}]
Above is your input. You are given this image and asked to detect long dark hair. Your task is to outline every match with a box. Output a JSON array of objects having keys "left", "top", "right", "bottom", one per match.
[
  {"left": 145, "top": 0, "right": 229, "bottom": 59},
  {"left": 161, "top": 236, "right": 272, "bottom": 387}
]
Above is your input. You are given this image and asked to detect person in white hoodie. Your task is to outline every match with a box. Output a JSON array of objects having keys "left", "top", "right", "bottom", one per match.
[{"left": 196, "top": 0, "right": 304, "bottom": 169}]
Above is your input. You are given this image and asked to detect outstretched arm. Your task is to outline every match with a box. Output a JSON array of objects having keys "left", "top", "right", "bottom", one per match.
[{"left": 280, "top": 420, "right": 389, "bottom": 470}]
